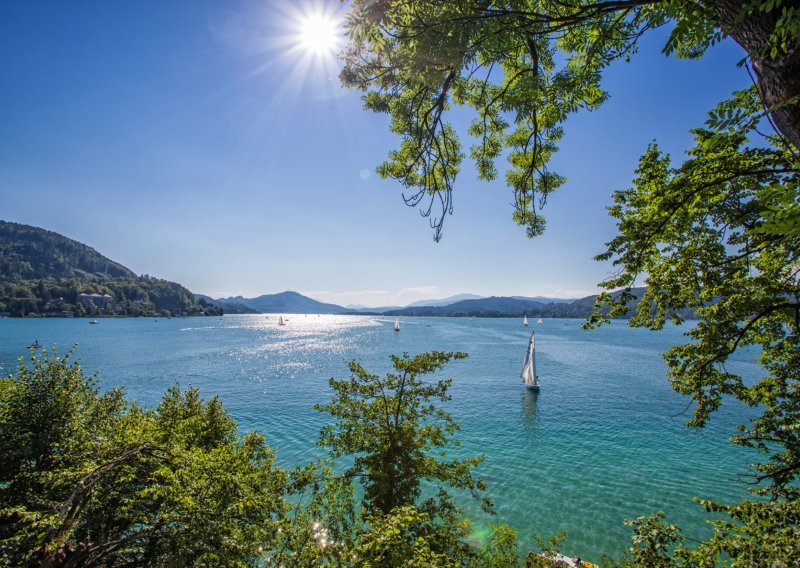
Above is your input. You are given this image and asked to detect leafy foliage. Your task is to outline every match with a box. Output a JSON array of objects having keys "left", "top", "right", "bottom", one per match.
[
  {"left": 0, "top": 350, "right": 287, "bottom": 566},
  {"left": 344, "top": 1, "right": 800, "bottom": 565},
  {"left": 585, "top": 84, "right": 800, "bottom": 564},
  {"left": 352, "top": 505, "right": 448, "bottom": 567},
  {"left": 342, "top": 1, "right": 800, "bottom": 240},
  {"left": 312, "top": 352, "right": 520, "bottom": 565},
  {"left": 0, "top": 351, "right": 537, "bottom": 567},
  {"left": 316, "top": 352, "right": 489, "bottom": 517}
]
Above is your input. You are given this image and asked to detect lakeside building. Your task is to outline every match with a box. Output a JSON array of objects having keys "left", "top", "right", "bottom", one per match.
[{"left": 77, "top": 293, "right": 119, "bottom": 314}]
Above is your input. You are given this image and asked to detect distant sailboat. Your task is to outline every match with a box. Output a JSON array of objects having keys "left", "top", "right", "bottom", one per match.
[
  {"left": 537, "top": 318, "right": 543, "bottom": 325},
  {"left": 521, "top": 331, "right": 540, "bottom": 389},
  {"left": 278, "top": 316, "right": 286, "bottom": 326},
  {"left": 523, "top": 315, "right": 528, "bottom": 326},
  {"left": 394, "top": 317, "right": 400, "bottom": 332}
]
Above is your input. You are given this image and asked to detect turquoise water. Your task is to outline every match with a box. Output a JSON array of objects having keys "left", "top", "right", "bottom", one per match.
[{"left": 0, "top": 315, "right": 760, "bottom": 560}]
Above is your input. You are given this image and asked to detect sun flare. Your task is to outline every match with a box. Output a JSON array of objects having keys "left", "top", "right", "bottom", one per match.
[{"left": 298, "top": 12, "right": 342, "bottom": 56}]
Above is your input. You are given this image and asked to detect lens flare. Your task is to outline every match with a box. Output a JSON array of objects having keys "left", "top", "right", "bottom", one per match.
[{"left": 298, "top": 12, "right": 341, "bottom": 56}]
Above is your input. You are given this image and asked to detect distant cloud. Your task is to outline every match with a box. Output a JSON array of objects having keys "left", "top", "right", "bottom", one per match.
[{"left": 359, "top": 169, "right": 371, "bottom": 180}]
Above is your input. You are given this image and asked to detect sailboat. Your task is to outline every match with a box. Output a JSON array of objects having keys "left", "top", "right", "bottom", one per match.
[
  {"left": 537, "top": 318, "right": 543, "bottom": 325},
  {"left": 523, "top": 315, "right": 528, "bottom": 326},
  {"left": 278, "top": 316, "right": 286, "bottom": 326},
  {"left": 394, "top": 317, "right": 400, "bottom": 332},
  {"left": 521, "top": 330, "right": 539, "bottom": 389}
]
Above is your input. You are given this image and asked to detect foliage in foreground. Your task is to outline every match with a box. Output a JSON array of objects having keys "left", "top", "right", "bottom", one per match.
[
  {"left": 0, "top": 350, "right": 287, "bottom": 566},
  {"left": 0, "top": 351, "right": 532, "bottom": 567},
  {"left": 343, "top": 1, "right": 800, "bottom": 565},
  {"left": 304, "top": 351, "right": 513, "bottom": 566},
  {"left": 586, "top": 86, "right": 800, "bottom": 568},
  {"left": 11, "top": 349, "right": 796, "bottom": 566},
  {"left": 316, "top": 351, "right": 489, "bottom": 516}
]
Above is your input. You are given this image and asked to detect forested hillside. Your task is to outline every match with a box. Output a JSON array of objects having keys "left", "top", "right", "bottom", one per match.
[{"left": 0, "top": 221, "right": 220, "bottom": 317}]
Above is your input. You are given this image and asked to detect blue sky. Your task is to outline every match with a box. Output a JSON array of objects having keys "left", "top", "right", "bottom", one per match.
[{"left": 1, "top": 1, "right": 751, "bottom": 307}]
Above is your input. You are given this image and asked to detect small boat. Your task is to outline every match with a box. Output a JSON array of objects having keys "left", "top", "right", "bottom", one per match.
[
  {"left": 278, "top": 316, "right": 286, "bottom": 326},
  {"left": 89, "top": 320, "right": 99, "bottom": 325},
  {"left": 523, "top": 315, "right": 528, "bottom": 326},
  {"left": 521, "top": 330, "right": 540, "bottom": 389},
  {"left": 394, "top": 317, "right": 400, "bottom": 332},
  {"left": 28, "top": 340, "right": 41, "bottom": 349},
  {"left": 537, "top": 318, "right": 543, "bottom": 325}
]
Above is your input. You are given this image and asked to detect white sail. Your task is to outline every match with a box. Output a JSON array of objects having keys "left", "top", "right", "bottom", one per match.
[
  {"left": 521, "top": 331, "right": 539, "bottom": 388},
  {"left": 523, "top": 315, "right": 528, "bottom": 326},
  {"left": 394, "top": 317, "right": 400, "bottom": 332},
  {"left": 278, "top": 316, "right": 285, "bottom": 326}
]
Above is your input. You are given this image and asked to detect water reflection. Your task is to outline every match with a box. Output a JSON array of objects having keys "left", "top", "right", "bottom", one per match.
[{"left": 520, "top": 387, "right": 540, "bottom": 426}]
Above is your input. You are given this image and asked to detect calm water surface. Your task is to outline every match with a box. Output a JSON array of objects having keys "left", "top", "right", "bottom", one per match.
[{"left": 0, "top": 315, "right": 761, "bottom": 560}]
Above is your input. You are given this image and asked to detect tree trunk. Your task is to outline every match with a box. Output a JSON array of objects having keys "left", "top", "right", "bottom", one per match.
[{"left": 706, "top": 0, "right": 800, "bottom": 151}]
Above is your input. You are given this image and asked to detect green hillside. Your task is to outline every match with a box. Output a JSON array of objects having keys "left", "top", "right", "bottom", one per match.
[{"left": 0, "top": 220, "right": 220, "bottom": 318}]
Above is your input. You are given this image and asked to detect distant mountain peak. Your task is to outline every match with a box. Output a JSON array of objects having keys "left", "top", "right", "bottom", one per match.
[{"left": 212, "top": 291, "right": 355, "bottom": 314}]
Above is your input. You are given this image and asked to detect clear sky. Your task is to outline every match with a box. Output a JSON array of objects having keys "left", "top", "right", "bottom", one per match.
[{"left": 0, "top": 1, "right": 751, "bottom": 307}]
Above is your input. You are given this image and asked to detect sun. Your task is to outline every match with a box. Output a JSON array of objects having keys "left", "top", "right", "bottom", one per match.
[{"left": 298, "top": 12, "right": 342, "bottom": 57}]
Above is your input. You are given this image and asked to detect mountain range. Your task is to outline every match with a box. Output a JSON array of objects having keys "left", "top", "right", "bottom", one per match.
[
  {"left": 204, "top": 289, "right": 649, "bottom": 319},
  {"left": 1, "top": 219, "right": 655, "bottom": 320}
]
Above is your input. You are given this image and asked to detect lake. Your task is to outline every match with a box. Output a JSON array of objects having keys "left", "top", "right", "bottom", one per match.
[{"left": 0, "top": 315, "right": 761, "bottom": 560}]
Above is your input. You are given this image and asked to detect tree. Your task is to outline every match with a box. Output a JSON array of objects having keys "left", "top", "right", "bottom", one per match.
[
  {"left": 343, "top": 1, "right": 800, "bottom": 563},
  {"left": 0, "top": 350, "right": 538, "bottom": 566},
  {"left": 316, "top": 351, "right": 488, "bottom": 515},
  {"left": 342, "top": 0, "right": 798, "bottom": 239},
  {"left": 315, "top": 351, "right": 491, "bottom": 560},
  {"left": 584, "top": 87, "right": 800, "bottom": 565},
  {"left": 0, "top": 350, "right": 288, "bottom": 566}
]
